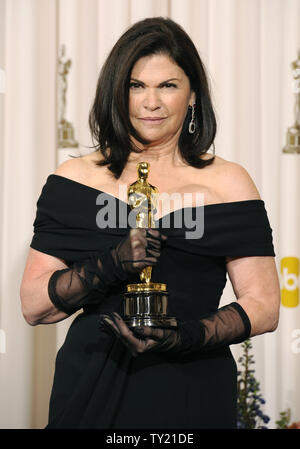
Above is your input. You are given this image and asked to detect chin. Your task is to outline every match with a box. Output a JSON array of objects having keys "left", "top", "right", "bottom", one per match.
[{"left": 136, "top": 130, "right": 169, "bottom": 144}]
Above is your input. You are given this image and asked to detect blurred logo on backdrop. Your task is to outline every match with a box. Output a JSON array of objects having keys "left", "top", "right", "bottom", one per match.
[{"left": 280, "top": 257, "right": 299, "bottom": 307}]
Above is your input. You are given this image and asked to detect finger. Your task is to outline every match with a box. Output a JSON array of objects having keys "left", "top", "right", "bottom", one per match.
[
  {"left": 133, "top": 336, "right": 162, "bottom": 352},
  {"left": 146, "top": 239, "right": 161, "bottom": 251},
  {"left": 112, "top": 314, "right": 139, "bottom": 339},
  {"left": 146, "top": 248, "right": 160, "bottom": 258},
  {"left": 135, "top": 245, "right": 159, "bottom": 259},
  {"left": 112, "top": 313, "right": 146, "bottom": 344},
  {"left": 111, "top": 315, "right": 172, "bottom": 355},
  {"left": 112, "top": 314, "right": 161, "bottom": 354},
  {"left": 143, "top": 339, "right": 161, "bottom": 352},
  {"left": 99, "top": 313, "right": 151, "bottom": 357},
  {"left": 146, "top": 229, "right": 165, "bottom": 240},
  {"left": 136, "top": 326, "right": 166, "bottom": 341},
  {"left": 113, "top": 315, "right": 168, "bottom": 341},
  {"left": 146, "top": 233, "right": 161, "bottom": 243},
  {"left": 146, "top": 229, "right": 168, "bottom": 243},
  {"left": 146, "top": 245, "right": 160, "bottom": 256},
  {"left": 103, "top": 314, "right": 143, "bottom": 356},
  {"left": 99, "top": 316, "right": 121, "bottom": 338}
]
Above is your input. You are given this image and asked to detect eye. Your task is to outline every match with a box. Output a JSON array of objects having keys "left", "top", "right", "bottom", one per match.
[
  {"left": 161, "top": 83, "right": 177, "bottom": 88},
  {"left": 129, "top": 82, "right": 143, "bottom": 89}
]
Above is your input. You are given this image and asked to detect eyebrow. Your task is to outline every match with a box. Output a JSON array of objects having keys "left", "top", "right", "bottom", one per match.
[{"left": 130, "top": 78, "right": 180, "bottom": 86}]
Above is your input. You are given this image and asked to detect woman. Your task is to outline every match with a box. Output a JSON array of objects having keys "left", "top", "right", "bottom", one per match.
[{"left": 20, "top": 17, "right": 280, "bottom": 429}]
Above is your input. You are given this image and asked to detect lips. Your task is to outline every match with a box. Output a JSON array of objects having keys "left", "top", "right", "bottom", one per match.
[
  {"left": 138, "top": 117, "right": 167, "bottom": 123},
  {"left": 140, "top": 117, "right": 166, "bottom": 120}
]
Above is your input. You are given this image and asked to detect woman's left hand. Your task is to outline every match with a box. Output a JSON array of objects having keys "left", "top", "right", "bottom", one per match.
[{"left": 98, "top": 312, "right": 180, "bottom": 357}]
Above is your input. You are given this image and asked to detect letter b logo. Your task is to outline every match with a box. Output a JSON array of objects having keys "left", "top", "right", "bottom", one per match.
[{"left": 280, "top": 257, "right": 299, "bottom": 308}]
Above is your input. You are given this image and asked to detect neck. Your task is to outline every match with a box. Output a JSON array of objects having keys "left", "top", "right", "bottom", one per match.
[{"left": 128, "top": 134, "right": 187, "bottom": 169}]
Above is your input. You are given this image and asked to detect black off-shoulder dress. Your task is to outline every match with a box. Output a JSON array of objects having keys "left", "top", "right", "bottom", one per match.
[{"left": 30, "top": 174, "right": 275, "bottom": 429}]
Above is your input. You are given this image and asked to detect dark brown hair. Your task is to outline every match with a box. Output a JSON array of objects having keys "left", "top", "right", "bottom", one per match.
[{"left": 87, "top": 17, "right": 216, "bottom": 179}]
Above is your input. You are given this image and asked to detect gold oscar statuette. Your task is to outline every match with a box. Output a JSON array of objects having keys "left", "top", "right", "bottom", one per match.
[{"left": 123, "top": 162, "right": 177, "bottom": 329}]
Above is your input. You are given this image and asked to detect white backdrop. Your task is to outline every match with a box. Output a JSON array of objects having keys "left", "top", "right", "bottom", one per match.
[{"left": 0, "top": 0, "right": 299, "bottom": 428}]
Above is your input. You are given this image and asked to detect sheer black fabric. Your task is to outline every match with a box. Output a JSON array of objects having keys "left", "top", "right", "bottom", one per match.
[
  {"left": 48, "top": 229, "right": 166, "bottom": 314},
  {"left": 29, "top": 174, "right": 276, "bottom": 429},
  {"left": 98, "top": 302, "right": 251, "bottom": 356},
  {"left": 154, "top": 301, "right": 251, "bottom": 354}
]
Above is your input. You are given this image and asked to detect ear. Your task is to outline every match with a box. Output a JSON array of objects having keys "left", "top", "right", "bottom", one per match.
[{"left": 189, "top": 91, "right": 196, "bottom": 107}]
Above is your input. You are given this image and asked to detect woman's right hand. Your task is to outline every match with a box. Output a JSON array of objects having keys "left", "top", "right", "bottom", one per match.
[{"left": 114, "top": 228, "right": 167, "bottom": 274}]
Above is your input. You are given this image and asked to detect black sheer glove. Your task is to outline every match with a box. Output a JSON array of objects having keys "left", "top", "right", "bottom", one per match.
[
  {"left": 47, "top": 228, "right": 167, "bottom": 315},
  {"left": 98, "top": 302, "right": 251, "bottom": 357}
]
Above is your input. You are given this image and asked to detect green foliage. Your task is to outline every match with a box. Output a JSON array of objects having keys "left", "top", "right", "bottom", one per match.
[
  {"left": 275, "top": 410, "right": 291, "bottom": 429},
  {"left": 237, "top": 339, "right": 270, "bottom": 429}
]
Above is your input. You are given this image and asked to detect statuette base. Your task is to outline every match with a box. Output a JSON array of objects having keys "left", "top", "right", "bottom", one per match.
[{"left": 124, "top": 284, "right": 177, "bottom": 329}]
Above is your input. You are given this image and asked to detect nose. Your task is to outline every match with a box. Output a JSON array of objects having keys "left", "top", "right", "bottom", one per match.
[{"left": 143, "top": 88, "right": 161, "bottom": 111}]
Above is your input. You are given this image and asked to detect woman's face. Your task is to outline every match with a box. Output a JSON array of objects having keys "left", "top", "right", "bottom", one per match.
[{"left": 129, "top": 53, "right": 195, "bottom": 146}]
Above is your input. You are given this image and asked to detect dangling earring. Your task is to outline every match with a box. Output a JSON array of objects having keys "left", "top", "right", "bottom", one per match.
[{"left": 188, "top": 103, "right": 196, "bottom": 134}]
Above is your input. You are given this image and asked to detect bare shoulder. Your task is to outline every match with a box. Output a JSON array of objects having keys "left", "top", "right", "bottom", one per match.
[
  {"left": 217, "top": 160, "right": 261, "bottom": 202},
  {"left": 54, "top": 157, "right": 85, "bottom": 179},
  {"left": 80, "top": 150, "right": 104, "bottom": 164},
  {"left": 54, "top": 152, "right": 101, "bottom": 183}
]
